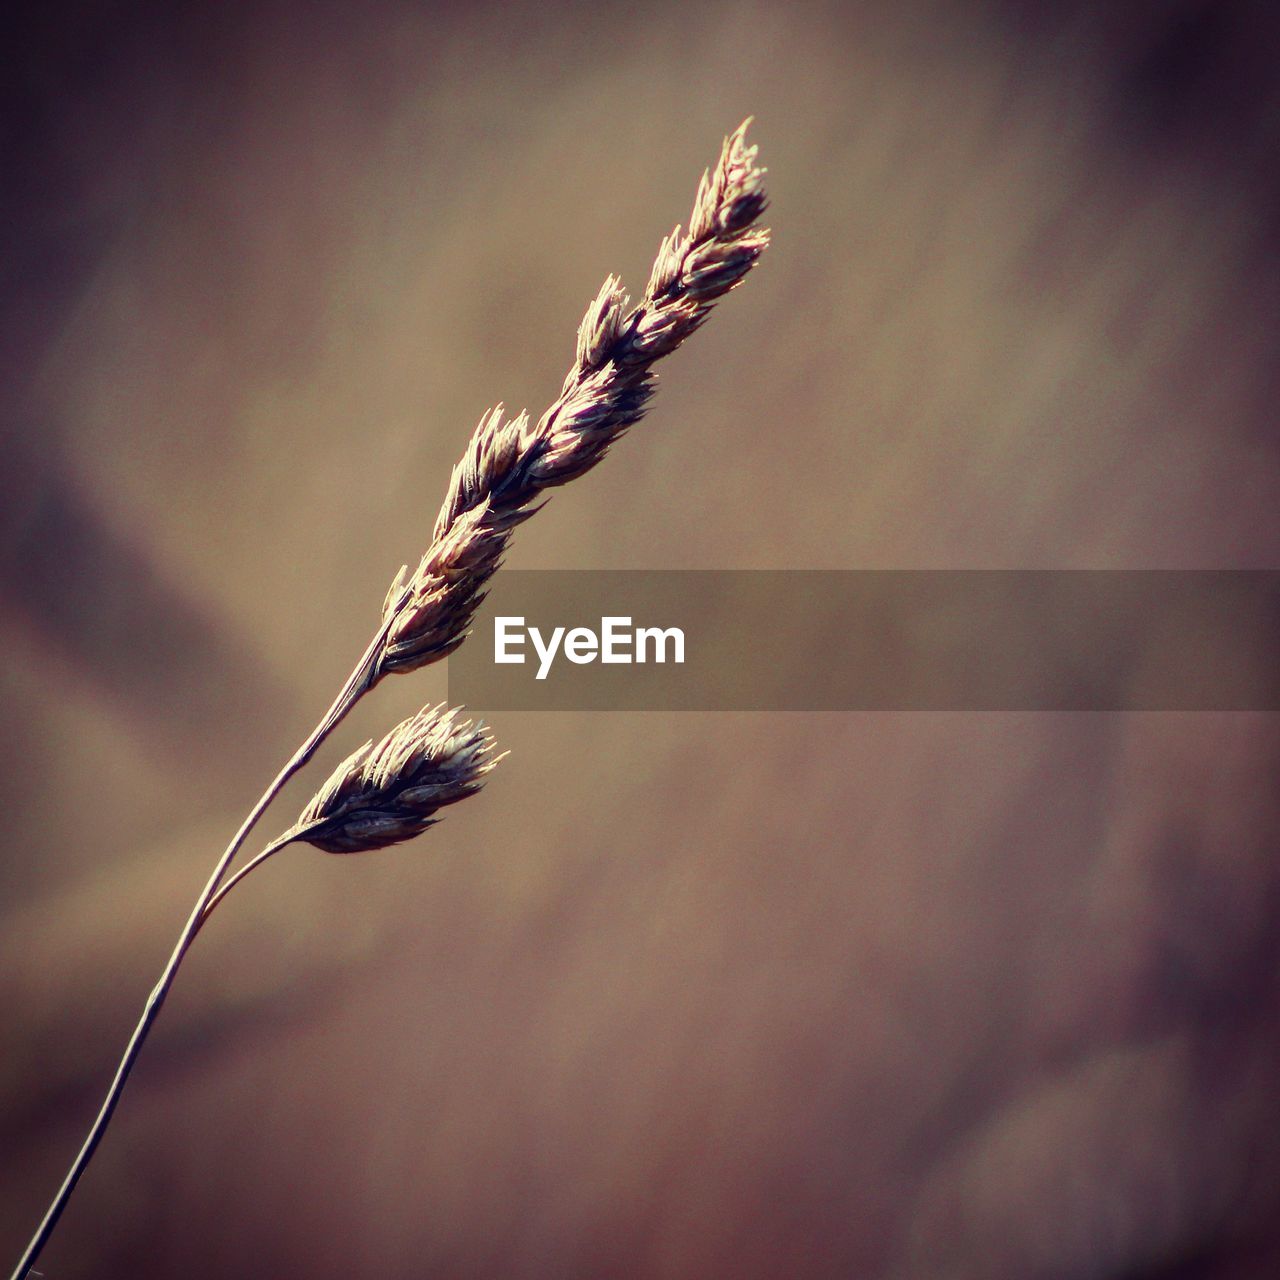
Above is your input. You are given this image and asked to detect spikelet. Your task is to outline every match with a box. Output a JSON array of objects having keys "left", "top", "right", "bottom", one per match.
[
  {"left": 289, "top": 705, "right": 503, "bottom": 854},
  {"left": 374, "top": 119, "right": 770, "bottom": 681}
]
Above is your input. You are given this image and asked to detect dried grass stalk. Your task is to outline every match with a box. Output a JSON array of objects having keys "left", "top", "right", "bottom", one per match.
[{"left": 10, "top": 119, "right": 769, "bottom": 1280}]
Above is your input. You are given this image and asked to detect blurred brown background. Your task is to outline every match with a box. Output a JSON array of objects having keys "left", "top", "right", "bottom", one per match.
[{"left": 3, "top": 1, "right": 1280, "bottom": 1276}]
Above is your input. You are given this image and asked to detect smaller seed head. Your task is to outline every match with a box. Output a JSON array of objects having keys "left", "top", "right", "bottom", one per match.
[{"left": 292, "top": 704, "right": 503, "bottom": 854}]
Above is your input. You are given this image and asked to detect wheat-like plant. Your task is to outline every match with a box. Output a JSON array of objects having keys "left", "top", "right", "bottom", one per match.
[{"left": 10, "top": 120, "right": 769, "bottom": 1280}]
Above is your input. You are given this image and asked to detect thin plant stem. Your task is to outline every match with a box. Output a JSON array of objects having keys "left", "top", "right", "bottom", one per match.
[
  {"left": 196, "top": 833, "right": 299, "bottom": 929},
  {"left": 8, "top": 615, "right": 395, "bottom": 1280}
]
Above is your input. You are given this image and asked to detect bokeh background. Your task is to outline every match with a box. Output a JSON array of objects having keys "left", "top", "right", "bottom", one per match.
[{"left": 3, "top": 1, "right": 1280, "bottom": 1276}]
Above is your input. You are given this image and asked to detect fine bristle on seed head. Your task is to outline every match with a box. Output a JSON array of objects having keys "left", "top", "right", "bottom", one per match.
[{"left": 291, "top": 704, "right": 503, "bottom": 854}]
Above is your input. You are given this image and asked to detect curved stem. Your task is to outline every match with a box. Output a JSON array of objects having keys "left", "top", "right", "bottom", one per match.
[
  {"left": 9, "top": 618, "right": 394, "bottom": 1280},
  {"left": 196, "top": 829, "right": 300, "bottom": 930}
]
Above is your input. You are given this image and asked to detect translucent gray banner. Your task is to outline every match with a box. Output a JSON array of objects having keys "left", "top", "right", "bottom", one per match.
[{"left": 445, "top": 571, "right": 1280, "bottom": 711}]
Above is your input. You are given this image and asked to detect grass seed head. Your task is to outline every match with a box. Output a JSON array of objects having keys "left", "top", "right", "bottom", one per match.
[
  {"left": 293, "top": 704, "right": 503, "bottom": 854},
  {"left": 375, "top": 120, "right": 770, "bottom": 682}
]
